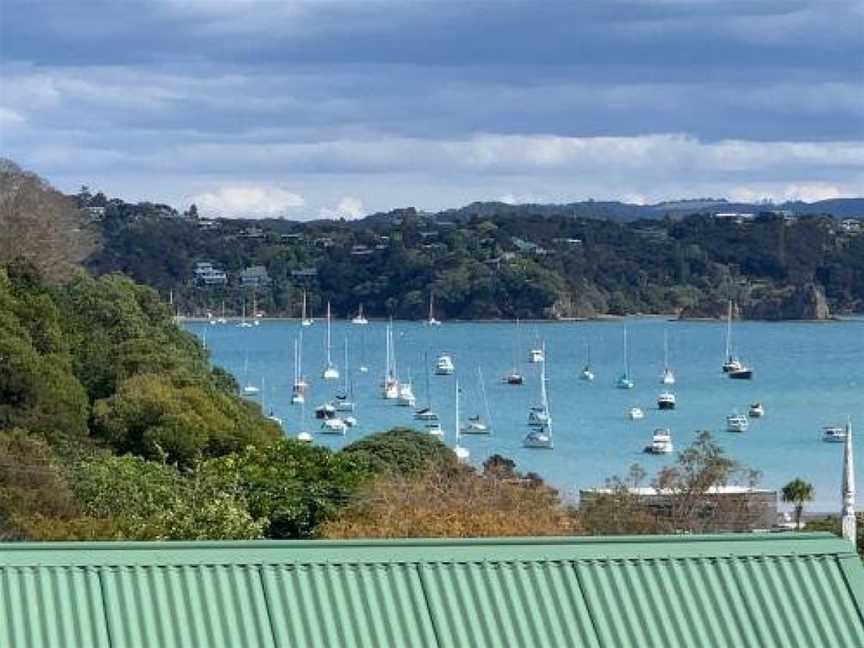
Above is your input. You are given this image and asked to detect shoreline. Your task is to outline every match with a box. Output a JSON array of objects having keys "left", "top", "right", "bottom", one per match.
[{"left": 178, "top": 314, "right": 860, "bottom": 324}]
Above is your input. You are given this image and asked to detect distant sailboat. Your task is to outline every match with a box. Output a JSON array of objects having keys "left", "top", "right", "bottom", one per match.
[
  {"left": 351, "top": 304, "right": 369, "bottom": 325},
  {"left": 415, "top": 351, "right": 439, "bottom": 421},
  {"left": 262, "top": 378, "right": 282, "bottom": 425},
  {"left": 217, "top": 301, "right": 227, "bottom": 324},
  {"left": 252, "top": 293, "right": 261, "bottom": 326},
  {"left": 301, "top": 290, "right": 313, "bottom": 327},
  {"left": 524, "top": 345, "right": 553, "bottom": 449},
  {"left": 296, "top": 396, "right": 312, "bottom": 443},
  {"left": 291, "top": 337, "right": 305, "bottom": 405},
  {"left": 238, "top": 299, "right": 253, "bottom": 328},
  {"left": 616, "top": 327, "right": 635, "bottom": 389},
  {"left": 426, "top": 293, "right": 442, "bottom": 326},
  {"left": 503, "top": 319, "right": 524, "bottom": 385},
  {"left": 528, "top": 328, "right": 544, "bottom": 363},
  {"left": 241, "top": 353, "right": 259, "bottom": 395},
  {"left": 453, "top": 379, "right": 469, "bottom": 461},
  {"left": 461, "top": 367, "right": 491, "bottom": 434},
  {"left": 335, "top": 336, "right": 355, "bottom": 412},
  {"left": 322, "top": 302, "right": 339, "bottom": 380},
  {"left": 382, "top": 321, "right": 400, "bottom": 399},
  {"left": 722, "top": 300, "right": 754, "bottom": 379},
  {"left": 660, "top": 330, "right": 675, "bottom": 385},
  {"left": 580, "top": 342, "right": 595, "bottom": 381}
]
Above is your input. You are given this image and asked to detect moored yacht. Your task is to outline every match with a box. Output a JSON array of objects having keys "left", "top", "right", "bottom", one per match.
[
  {"left": 321, "top": 302, "right": 339, "bottom": 380},
  {"left": 657, "top": 391, "right": 676, "bottom": 410},
  {"left": 461, "top": 367, "right": 492, "bottom": 435},
  {"left": 397, "top": 380, "right": 416, "bottom": 407},
  {"left": 320, "top": 417, "right": 348, "bottom": 435},
  {"left": 382, "top": 322, "right": 400, "bottom": 399},
  {"left": 728, "top": 365, "right": 753, "bottom": 380},
  {"left": 315, "top": 402, "right": 336, "bottom": 419},
  {"left": 644, "top": 428, "right": 673, "bottom": 454},
  {"left": 425, "top": 421, "right": 444, "bottom": 437},
  {"left": 453, "top": 379, "right": 470, "bottom": 462},
  {"left": 616, "top": 327, "right": 635, "bottom": 389},
  {"left": 435, "top": 353, "right": 455, "bottom": 375},
  {"left": 351, "top": 304, "right": 368, "bottom": 325},
  {"left": 748, "top": 402, "right": 765, "bottom": 418},
  {"left": 300, "top": 290, "right": 313, "bottom": 327},
  {"left": 823, "top": 426, "right": 847, "bottom": 443},
  {"left": 426, "top": 294, "right": 442, "bottom": 326},
  {"left": 726, "top": 413, "right": 749, "bottom": 433},
  {"left": 523, "top": 345, "right": 553, "bottom": 449},
  {"left": 528, "top": 347, "right": 544, "bottom": 363},
  {"left": 628, "top": 407, "right": 645, "bottom": 420}
]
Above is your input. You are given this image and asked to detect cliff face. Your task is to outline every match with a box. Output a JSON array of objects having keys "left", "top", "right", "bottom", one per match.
[
  {"left": 744, "top": 283, "right": 830, "bottom": 321},
  {"left": 679, "top": 283, "right": 831, "bottom": 321}
]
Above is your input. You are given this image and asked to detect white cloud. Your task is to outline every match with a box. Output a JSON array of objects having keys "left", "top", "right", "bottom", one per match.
[
  {"left": 729, "top": 183, "right": 844, "bottom": 204},
  {"left": 190, "top": 185, "right": 305, "bottom": 218},
  {"left": 319, "top": 196, "right": 365, "bottom": 220}
]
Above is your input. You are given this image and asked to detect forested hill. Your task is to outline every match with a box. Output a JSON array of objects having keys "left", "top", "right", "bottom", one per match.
[{"left": 82, "top": 187, "right": 864, "bottom": 321}]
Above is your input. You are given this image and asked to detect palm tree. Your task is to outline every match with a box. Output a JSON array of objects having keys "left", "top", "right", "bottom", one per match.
[{"left": 782, "top": 479, "right": 814, "bottom": 530}]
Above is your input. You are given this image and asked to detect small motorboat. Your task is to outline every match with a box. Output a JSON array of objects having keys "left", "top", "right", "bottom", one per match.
[
  {"left": 241, "top": 384, "right": 260, "bottom": 396},
  {"left": 628, "top": 407, "right": 645, "bottom": 420},
  {"left": 657, "top": 391, "right": 676, "bottom": 411},
  {"left": 414, "top": 407, "right": 439, "bottom": 421},
  {"left": 435, "top": 354, "right": 455, "bottom": 375},
  {"left": 461, "top": 415, "right": 489, "bottom": 435},
  {"left": 426, "top": 422, "right": 444, "bottom": 437},
  {"left": 748, "top": 403, "right": 765, "bottom": 418},
  {"left": 503, "top": 370, "right": 524, "bottom": 385},
  {"left": 822, "top": 426, "right": 847, "bottom": 443},
  {"left": 580, "top": 366, "right": 595, "bottom": 382},
  {"left": 726, "top": 413, "right": 749, "bottom": 433},
  {"left": 528, "top": 347, "right": 544, "bottom": 363},
  {"left": 297, "top": 431, "right": 313, "bottom": 443},
  {"left": 320, "top": 418, "right": 348, "bottom": 435},
  {"left": 644, "top": 428, "right": 674, "bottom": 454}
]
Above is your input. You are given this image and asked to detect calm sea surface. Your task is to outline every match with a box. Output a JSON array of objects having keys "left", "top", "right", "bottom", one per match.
[{"left": 184, "top": 317, "right": 863, "bottom": 509}]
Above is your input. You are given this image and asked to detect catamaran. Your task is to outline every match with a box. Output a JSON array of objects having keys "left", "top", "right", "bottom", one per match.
[
  {"left": 351, "top": 304, "right": 368, "bottom": 325},
  {"left": 453, "top": 379, "right": 469, "bottom": 461},
  {"left": 426, "top": 294, "right": 441, "bottom": 326},
  {"left": 301, "top": 290, "right": 313, "bottom": 327},
  {"left": 524, "top": 345, "right": 553, "bottom": 449},
  {"left": 616, "top": 327, "right": 635, "bottom": 389},
  {"left": 461, "top": 367, "right": 492, "bottom": 434},
  {"left": 322, "top": 301, "right": 339, "bottom": 380},
  {"left": 660, "top": 330, "right": 675, "bottom": 385}
]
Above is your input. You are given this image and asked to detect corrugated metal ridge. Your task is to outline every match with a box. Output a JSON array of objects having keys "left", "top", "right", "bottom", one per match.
[{"left": 0, "top": 533, "right": 854, "bottom": 568}]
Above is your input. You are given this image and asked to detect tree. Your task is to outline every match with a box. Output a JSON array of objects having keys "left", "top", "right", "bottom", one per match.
[
  {"left": 341, "top": 428, "right": 459, "bottom": 477},
  {"left": 0, "top": 159, "right": 97, "bottom": 281},
  {"left": 782, "top": 478, "right": 814, "bottom": 530}
]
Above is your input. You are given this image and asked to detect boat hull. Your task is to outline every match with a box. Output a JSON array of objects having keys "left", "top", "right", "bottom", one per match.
[
  {"left": 728, "top": 369, "right": 753, "bottom": 380},
  {"left": 658, "top": 401, "right": 676, "bottom": 410}
]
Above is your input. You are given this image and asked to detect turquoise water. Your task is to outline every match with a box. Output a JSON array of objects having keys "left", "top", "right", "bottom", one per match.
[{"left": 186, "top": 318, "right": 863, "bottom": 509}]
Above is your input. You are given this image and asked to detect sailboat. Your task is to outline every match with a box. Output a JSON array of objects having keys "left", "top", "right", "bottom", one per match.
[
  {"left": 415, "top": 352, "right": 439, "bottom": 421},
  {"left": 358, "top": 324, "right": 369, "bottom": 373},
  {"left": 296, "top": 396, "right": 313, "bottom": 443},
  {"left": 322, "top": 302, "right": 339, "bottom": 380},
  {"left": 616, "top": 327, "right": 635, "bottom": 389},
  {"left": 351, "top": 304, "right": 369, "bottom": 325},
  {"left": 252, "top": 293, "right": 261, "bottom": 326},
  {"left": 238, "top": 299, "right": 253, "bottom": 328},
  {"left": 301, "top": 290, "right": 313, "bottom": 327},
  {"left": 453, "top": 379, "right": 469, "bottom": 461},
  {"left": 290, "top": 337, "right": 305, "bottom": 405},
  {"left": 524, "top": 345, "right": 553, "bottom": 449},
  {"left": 335, "top": 337, "right": 355, "bottom": 412},
  {"left": 216, "top": 301, "right": 227, "bottom": 324},
  {"left": 426, "top": 293, "right": 442, "bottom": 326},
  {"left": 382, "top": 321, "right": 400, "bottom": 399},
  {"left": 722, "top": 300, "right": 754, "bottom": 379},
  {"left": 503, "top": 319, "right": 524, "bottom": 385},
  {"left": 262, "top": 378, "right": 282, "bottom": 425},
  {"left": 241, "top": 353, "right": 259, "bottom": 395},
  {"left": 461, "top": 367, "right": 491, "bottom": 434},
  {"left": 660, "top": 331, "right": 675, "bottom": 385},
  {"left": 580, "top": 342, "right": 595, "bottom": 381}
]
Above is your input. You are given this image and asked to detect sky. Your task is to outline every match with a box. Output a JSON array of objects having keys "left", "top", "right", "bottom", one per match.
[{"left": 1, "top": 0, "right": 862, "bottom": 220}]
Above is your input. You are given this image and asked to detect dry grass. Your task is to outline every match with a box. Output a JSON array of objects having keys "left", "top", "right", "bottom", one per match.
[{"left": 320, "top": 467, "right": 579, "bottom": 539}]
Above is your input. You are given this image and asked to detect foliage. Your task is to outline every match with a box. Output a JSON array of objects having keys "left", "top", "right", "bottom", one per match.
[
  {"left": 341, "top": 428, "right": 459, "bottom": 477},
  {"left": 781, "top": 478, "right": 815, "bottom": 530},
  {"left": 320, "top": 464, "right": 578, "bottom": 539},
  {"left": 805, "top": 514, "right": 864, "bottom": 559},
  {"left": 72, "top": 454, "right": 265, "bottom": 540},
  {"left": 202, "top": 439, "right": 372, "bottom": 539}
]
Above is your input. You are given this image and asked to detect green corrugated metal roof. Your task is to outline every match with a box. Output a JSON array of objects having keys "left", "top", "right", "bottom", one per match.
[{"left": 1, "top": 533, "right": 862, "bottom": 648}]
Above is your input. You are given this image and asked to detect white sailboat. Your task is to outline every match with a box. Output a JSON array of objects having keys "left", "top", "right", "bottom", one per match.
[
  {"left": 252, "top": 293, "right": 261, "bottom": 326},
  {"left": 238, "top": 299, "right": 253, "bottom": 328},
  {"left": 217, "top": 301, "right": 227, "bottom": 324},
  {"left": 296, "top": 396, "right": 312, "bottom": 443},
  {"left": 524, "top": 345, "right": 553, "bottom": 448},
  {"left": 426, "top": 293, "right": 442, "bottom": 326},
  {"left": 722, "top": 299, "right": 753, "bottom": 379},
  {"left": 398, "top": 374, "right": 417, "bottom": 407},
  {"left": 503, "top": 319, "right": 524, "bottom": 385},
  {"left": 580, "top": 343, "right": 595, "bottom": 381},
  {"left": 351, "top": 303, "right": 369, "bottom": 325},
  {"left": 660, "top": 330, "right": 675, "bottom": 385},
  {"left": 241, "top": 353, "right": 259, "bottom": 395},
  {"left": 461, "top": 367, "right": 491, "bottom": 434},
  {"left": 616, "top": 327, "right": 635, "bottom": 389},
  {"left": 261, "top": 378, "right": 282, "bottom": 425},
  {"left": 453, "top": 379, "right": 469, "bottom": 461},
  {"left": 322, "top": 301, "right": 339, "bottom": 380},
  {"left": 528, "top": 328, "right": 544, "bottom": 363},
  {"left": 291, "top": 337, "right": 305, "bottom": 405},
  {"left": 335, "top": 336, "right": 355, "bottom": 412},
  {"left": 382, "top": 321, "right": 400, "bottom": 399},
  {"left": 301, "top": 290, "right": 313, "bottom": 327}
]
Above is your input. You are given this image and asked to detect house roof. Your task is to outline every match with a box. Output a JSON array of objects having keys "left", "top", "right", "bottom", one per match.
[{"left": 1, "top": 533, "right": 862, "bottom": 647}]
